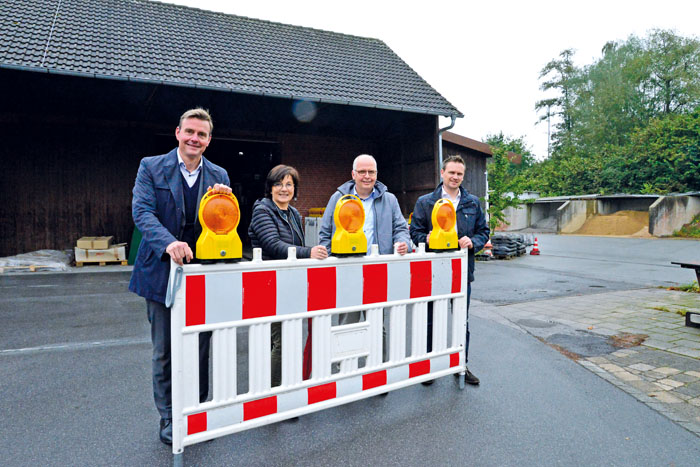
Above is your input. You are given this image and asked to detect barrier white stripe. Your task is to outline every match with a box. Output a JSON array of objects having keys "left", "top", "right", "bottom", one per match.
[
  {"left": 387, "top": 261, "right": 410, "bottom": 301},
  {"left": 281, "top": 319, "right": 303, "bottom": 386},
  {"left": 312, "top": 315, "right": 332, "bottom": 379},
  {"left": 336, "top": 264, "right": 362, "bottom": 307},
  {"left": 212, "top": 327, "right": 237, "bottom": 402},
  {"left": 389, "top": 304, "right": 406, "bottom": 361},
  {"left": 182, "top": 334, "right": 199, "bottom": 409},
  {"left": 276, "top": 268, "right": 307, "bottom": 315},
  {"left": 431, "top": 258, "right": 453, "bottom": 297},
  {"left": 249, "top": 324, "right": 271, "bottom": 394},
  {"left": 411, "top": 302, "right": 428, "bottom": 356},
  {"left": 205, "top": 272, "right": 242, "bottom": 324},
  {"left": 277, "top": 388, "right": 307, "bottom": 413},
  {"left": 452, "top": 297, "right": 466, "bottom": 348},
  {"left": 337, "top": 374, "right": 363, "bottom": 397},
  {"left": 366, "top": 307, "right": 383, "bottom": 366},
  {"left": 433, "top": 299, "right": 448, "bottom": 351}
]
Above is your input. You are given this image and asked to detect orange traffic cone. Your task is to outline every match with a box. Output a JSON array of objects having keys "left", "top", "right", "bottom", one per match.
[
  {"left": 530, "top": 237, "right": 541, "bottom": 255},
  {"left": 484, "top": 240, "right": 493, "bottom": 257}
]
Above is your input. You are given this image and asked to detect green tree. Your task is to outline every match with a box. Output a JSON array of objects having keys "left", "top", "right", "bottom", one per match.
[
  {"left": 535, "top": 49, "right": 580, "bottom": 151},
  {"left": 485, "top": 132, "right": 536, "bottom": 176},
  {"left": 486, "top": 146, "right": 525, "bottom": 230},
  {"left": 643, "top": 29, "right": 700, "bottom": 115},
  {"left": 527, "top": 30, "right": 700, "bottom": 196},
  {"left": 621, "top": 109, "right": 700, "bottom": 193}
]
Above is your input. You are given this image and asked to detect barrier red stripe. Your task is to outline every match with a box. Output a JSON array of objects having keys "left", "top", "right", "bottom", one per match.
[
  {"left": 409, "top": 359, "right": 431, "bottom": 378},
  {"left": 410, "top": 261, "right": 432, "bottom": 298},
  {"left": 307, "top": 267, "right": 336, "bottom": 311},
  {"left": 242, "top": 271, "right": 276, "bottom": 319},
  {"left": 308, "top": 382, "right": 336, "bottom": 404},
  {"left": 185, "top": 275, "right": 206, "bottom": 326},
  {"left": 243, "top": 396, "right": 277, "bottom": 421},
  {"left": 187, "top": 412, "right": 207, "bottom": 435},
  {"left": 362, "top": 370, "right": 387, "bottom": 390},
  {"left": 450, "top": 352, "right": 460, "bottom": 368},
  {"left": 363, "top": 263, "right": 388, "bottom": 304},
  {"left": 451, "top": 258, "right": 462, "bottom": 293}
]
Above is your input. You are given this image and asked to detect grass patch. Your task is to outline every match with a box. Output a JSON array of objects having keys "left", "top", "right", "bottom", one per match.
[
  {"left": 667, "top": 281, "right": 699, "bottom": 293},
  {"left": 673, "top": 213, "right": 700, "bottom": 238},
  {"left": 650, "top": 305, "right": 689, "bottom": 316}
]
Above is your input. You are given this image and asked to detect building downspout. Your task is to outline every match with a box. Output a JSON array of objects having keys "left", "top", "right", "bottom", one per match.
[{"left": 437, "top": 115, "right": 457, "bottom": 183}]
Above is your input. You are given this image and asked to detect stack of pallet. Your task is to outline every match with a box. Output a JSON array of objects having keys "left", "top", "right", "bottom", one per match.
[
  {"left": 490, "top": 233, "right": 528, "bottom": 259},
  {"left": 75, "top": 236, "right": 127, "bottom": 267}
]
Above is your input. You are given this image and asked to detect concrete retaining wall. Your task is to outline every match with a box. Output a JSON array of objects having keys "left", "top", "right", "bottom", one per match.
[
  {"left": 501, "top": 205, "right": 529, "bottom": 230},
  {"left": 531, "top": 202, "right": 564, "bottom": 229},
  {"left": 558, "top": 200, "right": 597, "bottom": 233},
  {"left": 649, "top": 195, "right": 700, "bottom": 236},
  {"left": 597, "top": 197, "right": 657, "bottom": 215}
]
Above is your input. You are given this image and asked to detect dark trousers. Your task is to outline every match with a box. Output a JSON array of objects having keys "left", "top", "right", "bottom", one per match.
[
  {"left": 427, "top": 282, "right": 471, "bottom": 361},
  {"left": 147, "top": 300, "right": 211, "bottom": 420}
]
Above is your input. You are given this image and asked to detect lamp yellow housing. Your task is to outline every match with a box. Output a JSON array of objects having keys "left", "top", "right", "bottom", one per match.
[
  {"left": 331, "top": 194, "right": 367, "bottom": 255},
  {"left": 429, "top": 198, "right": 459, "bottom": 250},
  {"left": 195, "top": 190, "right": 242, "bottom": 260}
]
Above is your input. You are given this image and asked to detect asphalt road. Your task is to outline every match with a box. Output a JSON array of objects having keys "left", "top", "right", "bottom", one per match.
[
  {"left": 1, "top": 235, "right": 700, "bottom": 466},
  {"left": 473, "top": 234, "right": 700, "bottom": 304}
]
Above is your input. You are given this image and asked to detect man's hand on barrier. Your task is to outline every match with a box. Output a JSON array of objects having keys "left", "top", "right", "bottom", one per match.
[
  {"left": 166, "top": 240, "right": 194, "bottom": 265},
  {"left": 207, "top": 183, "right": 233, "bottom": 194},
  {"left": 459, "top": 236, "right": 473, "bottom": 250},
  {"left": 394, "top": 242, "right": 408, "bottom": 255},
  {"left": 310, "top": 245, "right": 328, "bottom": 260}
]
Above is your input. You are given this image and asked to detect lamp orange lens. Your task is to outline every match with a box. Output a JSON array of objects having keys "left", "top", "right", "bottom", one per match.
[
  {"left": 338, "top": 201, "right": 364, "bottom": 233},
  {"left": 436, "top": 203, "right": 456, "bottom": 230},
  {"left": 202, "top": 196, "right": 239, "bottom": 234}
]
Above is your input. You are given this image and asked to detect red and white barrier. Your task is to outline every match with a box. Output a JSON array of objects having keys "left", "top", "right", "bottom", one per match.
[{"left": 168, "top": 244, "right": 468, "bottom": 463}]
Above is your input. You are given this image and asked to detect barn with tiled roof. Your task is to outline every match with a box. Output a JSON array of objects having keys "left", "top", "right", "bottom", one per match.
[{"left": 0, "top": 0, "right": 464, "bottom": 255}]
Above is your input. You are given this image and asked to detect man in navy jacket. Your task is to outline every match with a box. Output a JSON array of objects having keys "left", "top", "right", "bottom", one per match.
[
  {"left": 410, "top": 155, "right": 490, "bottom": 385},
  {"left": 129, "top": 108, "right": 231, "bottom": 445}
]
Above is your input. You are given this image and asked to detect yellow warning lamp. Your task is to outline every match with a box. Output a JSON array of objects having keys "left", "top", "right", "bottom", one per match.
[
  {"left": 331, "top": 194, "right": 367, "bottom": 255},
  {"left": 429, "top": 199, "right": 459, "bottom": 251},
  {"left": 195, "top": 190, "right": 242, "bottom": 260}
]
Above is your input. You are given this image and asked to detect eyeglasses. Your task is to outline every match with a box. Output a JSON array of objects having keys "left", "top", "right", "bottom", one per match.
[
  {"left": 272, "top": 182, "right": 294, "bottom": 189},
  {"left": 354, "top": 170, "right": 377, "bottom": 177}
]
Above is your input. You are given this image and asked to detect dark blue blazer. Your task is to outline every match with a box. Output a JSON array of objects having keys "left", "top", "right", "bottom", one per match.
[
  {"left": 410, "top": 183, "right": 490, "bottom": 283},
  {"left": 128, "top": 148, "right": 230, "bottom": 304}
]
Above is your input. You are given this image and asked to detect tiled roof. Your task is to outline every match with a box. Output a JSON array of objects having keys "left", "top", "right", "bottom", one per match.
[{"left": 0, "top": 0, "right": 462, "bottom": 117}]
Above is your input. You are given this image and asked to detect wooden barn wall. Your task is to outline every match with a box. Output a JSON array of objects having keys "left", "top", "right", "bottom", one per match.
[
  {"left": 0, "top": 120, "right": 149, "bottom": 257},
  {"left": 0, "top": 69, "right": 442, "bottom": 256},
  {"left": 443, "top": 141, "right": 489, "bottom": 202},
  {"left": 379, "top": 115, "right": 438, "bottom": 216}
]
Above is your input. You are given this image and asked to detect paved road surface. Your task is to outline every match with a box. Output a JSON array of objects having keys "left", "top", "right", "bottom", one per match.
[
  {"left": 473, "top": 234, "right": 700, "bottom": 304},
  {"left": 1, "top": 235, "right": 699, "bottom": 466}
]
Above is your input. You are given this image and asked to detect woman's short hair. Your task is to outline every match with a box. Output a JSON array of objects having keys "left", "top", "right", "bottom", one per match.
[{"left": 265, "top": 164, "right": 300, "bottom": 199}]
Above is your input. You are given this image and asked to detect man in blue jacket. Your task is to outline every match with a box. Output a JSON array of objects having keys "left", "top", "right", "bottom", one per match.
[
  {"left": 129, "top": 108, "right": 231, "bottom": 445},
  {"left": 410, "top": 155, "right": 490, "bottom": 386}
]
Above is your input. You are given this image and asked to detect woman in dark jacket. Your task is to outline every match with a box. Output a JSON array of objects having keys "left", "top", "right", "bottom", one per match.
[{"left": 248, "top": 165, "right": 327, "bottom": 386}]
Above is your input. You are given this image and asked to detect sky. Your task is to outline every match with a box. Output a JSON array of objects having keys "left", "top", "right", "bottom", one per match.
[{"left": 165, "top": 0, "right": 699, "bottom": 160}]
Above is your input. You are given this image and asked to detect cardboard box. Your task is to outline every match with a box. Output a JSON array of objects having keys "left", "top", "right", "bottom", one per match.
[
  {"left": 75, "top": 243, "right": 126, "bottom": 264},
  {"left": 76, "top": 237, "right": 97, "bottom": 249},
  {"left": 76, "top": 236, "right": 114, "bottom": 249}
]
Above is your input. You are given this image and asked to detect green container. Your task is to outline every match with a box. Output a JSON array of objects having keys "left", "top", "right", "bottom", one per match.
[{"left": 128, "top": 226, "right": 142, "bottom": 265}]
